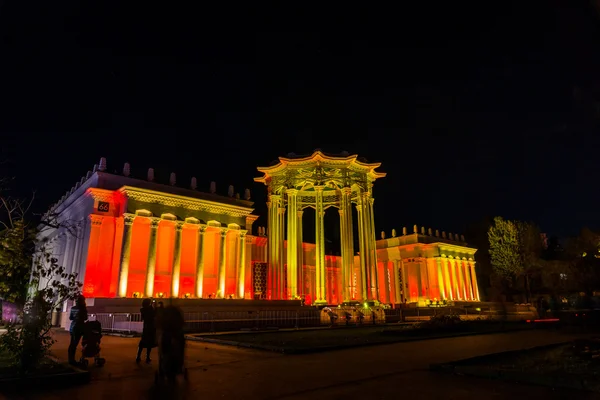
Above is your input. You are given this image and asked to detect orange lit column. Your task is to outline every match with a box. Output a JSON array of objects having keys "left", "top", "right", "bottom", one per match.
[
  {"left": 117, "top": 214, "right": 134, "bottom": 297},
  {"left": 469, "top": 260, "right": 481, "bottom": 301},
  {"left": 195, "top": 226, "right": 207, "bottom": 298},
  {"left": 297, "top": 210, "right": 304, "bottom": 299},
  {"left": 392, "top": 259, "right": 401, "bottom": 304},
  {"left": 144, "top": 218, "right": 159, "bottom": 298},
  {"left": 267, "top": 195, "right": 281, "bottom": 299},
  {"left": 171, "top": 222, "right": 183, "bottom": 298},
  {"left": 355, "top": 194, "right": 368, "bottom": 301},
  {"left": 442, "top": 257, "right": 453, "bottom": 300},
  {"left": 217, "top": 228, "right": 228, "bottom": 298},
  {"left": 314, "top": 186, "right": 326, "bottom": 304},
  {"left": 237, "top": 230, "right": 247, "bottom": 299}
]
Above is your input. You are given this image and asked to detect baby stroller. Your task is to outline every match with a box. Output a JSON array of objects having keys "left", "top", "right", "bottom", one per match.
[
  {"left": 154, "top": 306, "right": 188, "bottom": 384},
  {"left": 79, "top": 320, "right": 106, "bottom": 368}
]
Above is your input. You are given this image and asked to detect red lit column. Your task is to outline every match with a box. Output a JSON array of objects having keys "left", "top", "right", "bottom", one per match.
[
  {"left": 297, "top": 210, "right": 304, "bottom": 299},
  {"left": 392, "top": 259, "right": 401, "bottom": 304},
  {"left": 144, "top": 218, "right": 160, "bottom": 298},
  {"left": 82, "top": 214, "right": 104, "bottom": 297},
  {"left": 356, "top": 194, "right": 368, "bottom": 301}
]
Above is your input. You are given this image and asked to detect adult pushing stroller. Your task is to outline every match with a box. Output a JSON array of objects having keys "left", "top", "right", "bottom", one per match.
[
  {"left": 154, "top": 305, "right": 188, "bottom": 384},
  {"left": 80, "top": 320, "right": 106, "bottom": 367}
]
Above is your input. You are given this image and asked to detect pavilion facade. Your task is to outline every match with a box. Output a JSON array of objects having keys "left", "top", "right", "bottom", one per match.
[{"left": 38, "top": 153, "right": 480, "bottom": 307}]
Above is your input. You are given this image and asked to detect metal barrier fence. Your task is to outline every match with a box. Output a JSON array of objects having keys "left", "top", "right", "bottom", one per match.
[{"left": 89, "top": 309, "right": 323, "bottom": 334}]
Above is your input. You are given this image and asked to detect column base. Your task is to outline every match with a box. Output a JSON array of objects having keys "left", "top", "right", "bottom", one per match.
[{"left": 314, "top": 299, "right": 328, "bottom": 306}]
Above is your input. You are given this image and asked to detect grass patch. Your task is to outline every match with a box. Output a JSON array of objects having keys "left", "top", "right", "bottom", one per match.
[
  {"left": 0, "top": 351, "right": 72, "bottom": 380},
  {"left": 191, "top": 321, "right": 533, "bottom": 353},
  {"left": 434, "top": 338, "right": 600, "bottom": 392}
]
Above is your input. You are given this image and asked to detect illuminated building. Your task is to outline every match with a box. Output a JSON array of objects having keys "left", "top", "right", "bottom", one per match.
[{"left": 38, "top": 152, "right": 480, "bottom": 307}]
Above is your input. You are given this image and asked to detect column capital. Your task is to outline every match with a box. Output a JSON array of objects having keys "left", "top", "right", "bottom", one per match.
[
  {"left": 286, "top": 188, "right": 298, "bottom": 196},
  {"left": 297, "top": 209, "right": 304, "bottom": 216},
  {"left": 150, "top": 217, "right": 160, "bottom": 229},
  {"left": 342, "top": 186, "right": 352, "bottom": 195},
  {"left": 278, "top": 207, "right": 286, "bottom": 215},
  {"left": 314, "top": 185, "right": 325, "bottom": 192},
  {"left": 239, "top": 230, "right": 248, "bottom": 238},
  {"left": 219, "top": 228, "right": 228, "bottom": 237},
  {"left": 175, "top": 221, "right": 184, "bottom": 232},
  {"left": 198, "top": 225, "right": 207, "bottom": 234},
  {"left": 123, "top": 213, "right": 135, "bottom": 225}
]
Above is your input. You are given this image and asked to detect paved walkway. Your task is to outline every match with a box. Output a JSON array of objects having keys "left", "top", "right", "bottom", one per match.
[{"left": 3, "top": 329, "right": 597, "bottom": 399}]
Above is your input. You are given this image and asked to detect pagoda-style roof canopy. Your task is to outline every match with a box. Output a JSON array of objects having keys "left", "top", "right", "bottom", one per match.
[{"left": 255, "top": 150, "right": 386, "bottom": 195}]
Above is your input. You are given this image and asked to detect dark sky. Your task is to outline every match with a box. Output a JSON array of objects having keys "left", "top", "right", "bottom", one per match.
[{"left": 1, "top": 2, "right": 599, "bottom": 241}]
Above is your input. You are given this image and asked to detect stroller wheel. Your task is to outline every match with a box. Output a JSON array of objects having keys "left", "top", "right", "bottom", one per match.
[
  {"left": 80, "top": 358, "right": 89, "bottom": 368},
  {"left": 95, "top": 357, "right": 106, "bottom": 367}
]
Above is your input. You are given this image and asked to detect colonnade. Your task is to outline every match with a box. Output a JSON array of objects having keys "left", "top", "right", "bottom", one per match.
[
  {"left": 268, "top": 185, "right": 379, "bottom": 303},
  {"left": 386, "top": 256, "right": 480, "bottom": 304},
  {"left": 87, "top": 212, "right": 248, "bottom": 299}
]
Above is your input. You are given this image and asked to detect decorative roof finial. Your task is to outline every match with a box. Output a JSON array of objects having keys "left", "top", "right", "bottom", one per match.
[
  {"left": 460, "top": 234, "right": 465, "bottom": 242},
  {"left": 210, "top": 181, "right": 216, "bottom": 194},
  {"left": 244, "top": 188, "right": 251, "bottom": 201},
  {"left": 391, "top": 228, "right": 397, "bottom": 238},
  {"left": 428, "top": 228, "right": 433, "bottom": 236},
  {"left": 98, "top": 157, "right": 107, "bottom": 171},
  {"left": 381, "top": 231, "right": 386, "bottom": 240},
  {"left": 449, "top": 233, "right": 454, "bottom": 241},
  {"left": 421, "top": 226, "right": 425, "bottom": 235},
  {"left": 147, "top": 168, "right": 155, "bottom": 182},
  {"left": 435, "top": 229, "right": 440, "bottom": 237},
  {"left": 228, "top": 185, "right": 234, "bottom": 197},
  {"left": 442, "top": 231, "right": 447, "bottom": 239},
  {"left": 80, "top": 176, "right": 85, "bottom": 185},
  {"left": 86, "top": 171, "right": 92, "bottom": 179},
  {"left": 123, "top": 162, "right": 131, "bottom": 177},
  {"left": 92, "top": 164, "right": 98, "bottom": 173},
  {"left": 402, "top": 227, "right": 407, "bottom": 235},
  {"left": 170, "top": 173, "right": 176, "bottom": 186},
  {"left": 413, "top": 225, "right": 418, "bottom": 234},
  {"left": 190, "top": 177, "right": 197, "bottom": 190}
]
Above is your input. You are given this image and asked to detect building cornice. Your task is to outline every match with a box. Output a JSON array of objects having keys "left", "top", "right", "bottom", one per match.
[{"left": 119, "top": 186, "right": 254, "bottom": 218}]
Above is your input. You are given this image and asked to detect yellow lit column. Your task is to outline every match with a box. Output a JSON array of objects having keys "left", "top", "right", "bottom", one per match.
[
  {"left": 217, "top": 228, "right": 228, "bottom": 298},
  {"left": 456, "top": 258, "right": 467, "bottom": 300},
  {"left": 237, "top": 230, "right": 247, "bottom": 299},
  {"left": 340, "top": 187, "right": 354, "bottom": 303},
  {"left": 469, "top": 260, "right": 481, "bottom": 301},
  {"left": 449, "top": 257, "right": 459, "bottom": 300},
  {"left": 442, "top": 256, "right": 453, "bottom": 300},
  {"left": 278, "top": 204, "right": 286, "bottom": 299},
  {"left": 462, "top": 259, "right": 474, "bottom": 300},
  {"left": 195, "top": 226, "right": 207, "bottom": 298},
  {"left": 117, "top": 214, "right": 135, "bottom": 297},
  {"left": 392, "top": 260, "right": 401, "bottom": 304},
  {"left": 171, "top": 222, "right": 183, "bottom": 298},
  {"left": 367, "top": 194, "right": 380, "bottom": 301},
  {"left": 355, "top": 194, "right": 368, "bottom": 301},
  {"left": 297, "top": 210, "right": 304, "bottom": 299},
  {"left": 436, "top": 258, "right": 446, "bottom": 300},
  {"left": 314, "top": 186, "right": 327, "bottom": 304},
  {"left": 267, "top": 195, "right": 281, "bottom": 299},
  {"left": 286, "top": 189, "right": 298, "bottom": 299},
  {"left": 144, "top": 218, "right": 160, "bottom": 298}
]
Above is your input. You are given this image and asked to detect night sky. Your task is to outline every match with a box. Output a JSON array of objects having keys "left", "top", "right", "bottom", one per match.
[{"left": 1, "top": 2, "right": 599, "bottom": 242}]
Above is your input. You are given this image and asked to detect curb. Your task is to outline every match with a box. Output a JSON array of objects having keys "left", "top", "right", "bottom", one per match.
[
  {"left": 186, "top": 326, "right": 535, "bottom": 355},
  {"left": 430, "top": 341, "right": 599, "bottom": 393}
]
